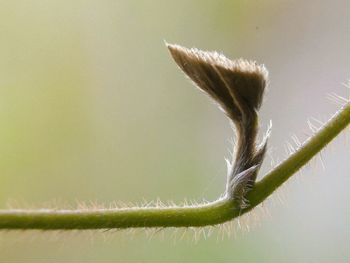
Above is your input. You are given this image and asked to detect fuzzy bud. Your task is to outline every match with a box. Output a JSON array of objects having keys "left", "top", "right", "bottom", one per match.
[{"left": 167, "top": 43, "right": 270, "bottom": 208}]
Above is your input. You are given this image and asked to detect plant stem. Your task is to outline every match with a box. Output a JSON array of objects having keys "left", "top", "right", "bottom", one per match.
[
  {"left": 0, "top": 199, "right": 236, "bottom": 230},
  {"left": 1, "top": 102, "right": 350, "bottom": 230},
  {"left": 247, "top": 101, "right": 350, "bottom": 207}
]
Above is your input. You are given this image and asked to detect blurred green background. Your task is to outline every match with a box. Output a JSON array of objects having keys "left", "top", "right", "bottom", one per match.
[{"left": 1, "top": 0, "right": 350, "bottom": 262}]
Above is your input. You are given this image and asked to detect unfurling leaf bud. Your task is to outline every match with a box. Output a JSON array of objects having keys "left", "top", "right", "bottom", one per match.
[{"left": 167, "top": 43, "right": 270, "bottom": 208}]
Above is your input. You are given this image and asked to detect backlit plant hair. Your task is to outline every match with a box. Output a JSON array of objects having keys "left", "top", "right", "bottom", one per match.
[{"left": 0, "top": 43, "right": 350, "bottom": 230}]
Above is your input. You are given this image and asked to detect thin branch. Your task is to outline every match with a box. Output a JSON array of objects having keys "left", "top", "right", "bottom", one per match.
[
  {"left": 247, "top": 101, "right": 350, "bottom": 207},
  {"left": 0, "top": 44, "right": 349, "bottom": 230},
  {"left": 0, "top": 100, "right": 349, "bottom": 230}
]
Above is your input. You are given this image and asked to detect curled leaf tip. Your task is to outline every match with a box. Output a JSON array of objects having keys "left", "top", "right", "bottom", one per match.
[{"left": 167, "top": 43, "right": 268, "bottom": 121}]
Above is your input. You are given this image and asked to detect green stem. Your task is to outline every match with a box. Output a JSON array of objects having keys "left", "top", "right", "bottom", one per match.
[
  {"left": 1, "top": 102, "right": 350, "bottom": 230},
  {"left": 247, "top": 101, "right": 350, "bottom": 207},
  {"left": 0, "top": 199, "right": 236, "bottom": 230}
]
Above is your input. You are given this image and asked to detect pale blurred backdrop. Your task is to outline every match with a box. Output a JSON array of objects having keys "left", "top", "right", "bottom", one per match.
[{"left": 1, "top": 0, "right": 350, "bottom": 262}]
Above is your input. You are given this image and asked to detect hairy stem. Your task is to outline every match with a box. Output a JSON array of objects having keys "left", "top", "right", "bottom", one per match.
[
  {"left": 0, "top": 101, "right": 349, "bottom": 230},
  {"left": 247, "top": 101, "right": 350, "bottom": 207}
]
